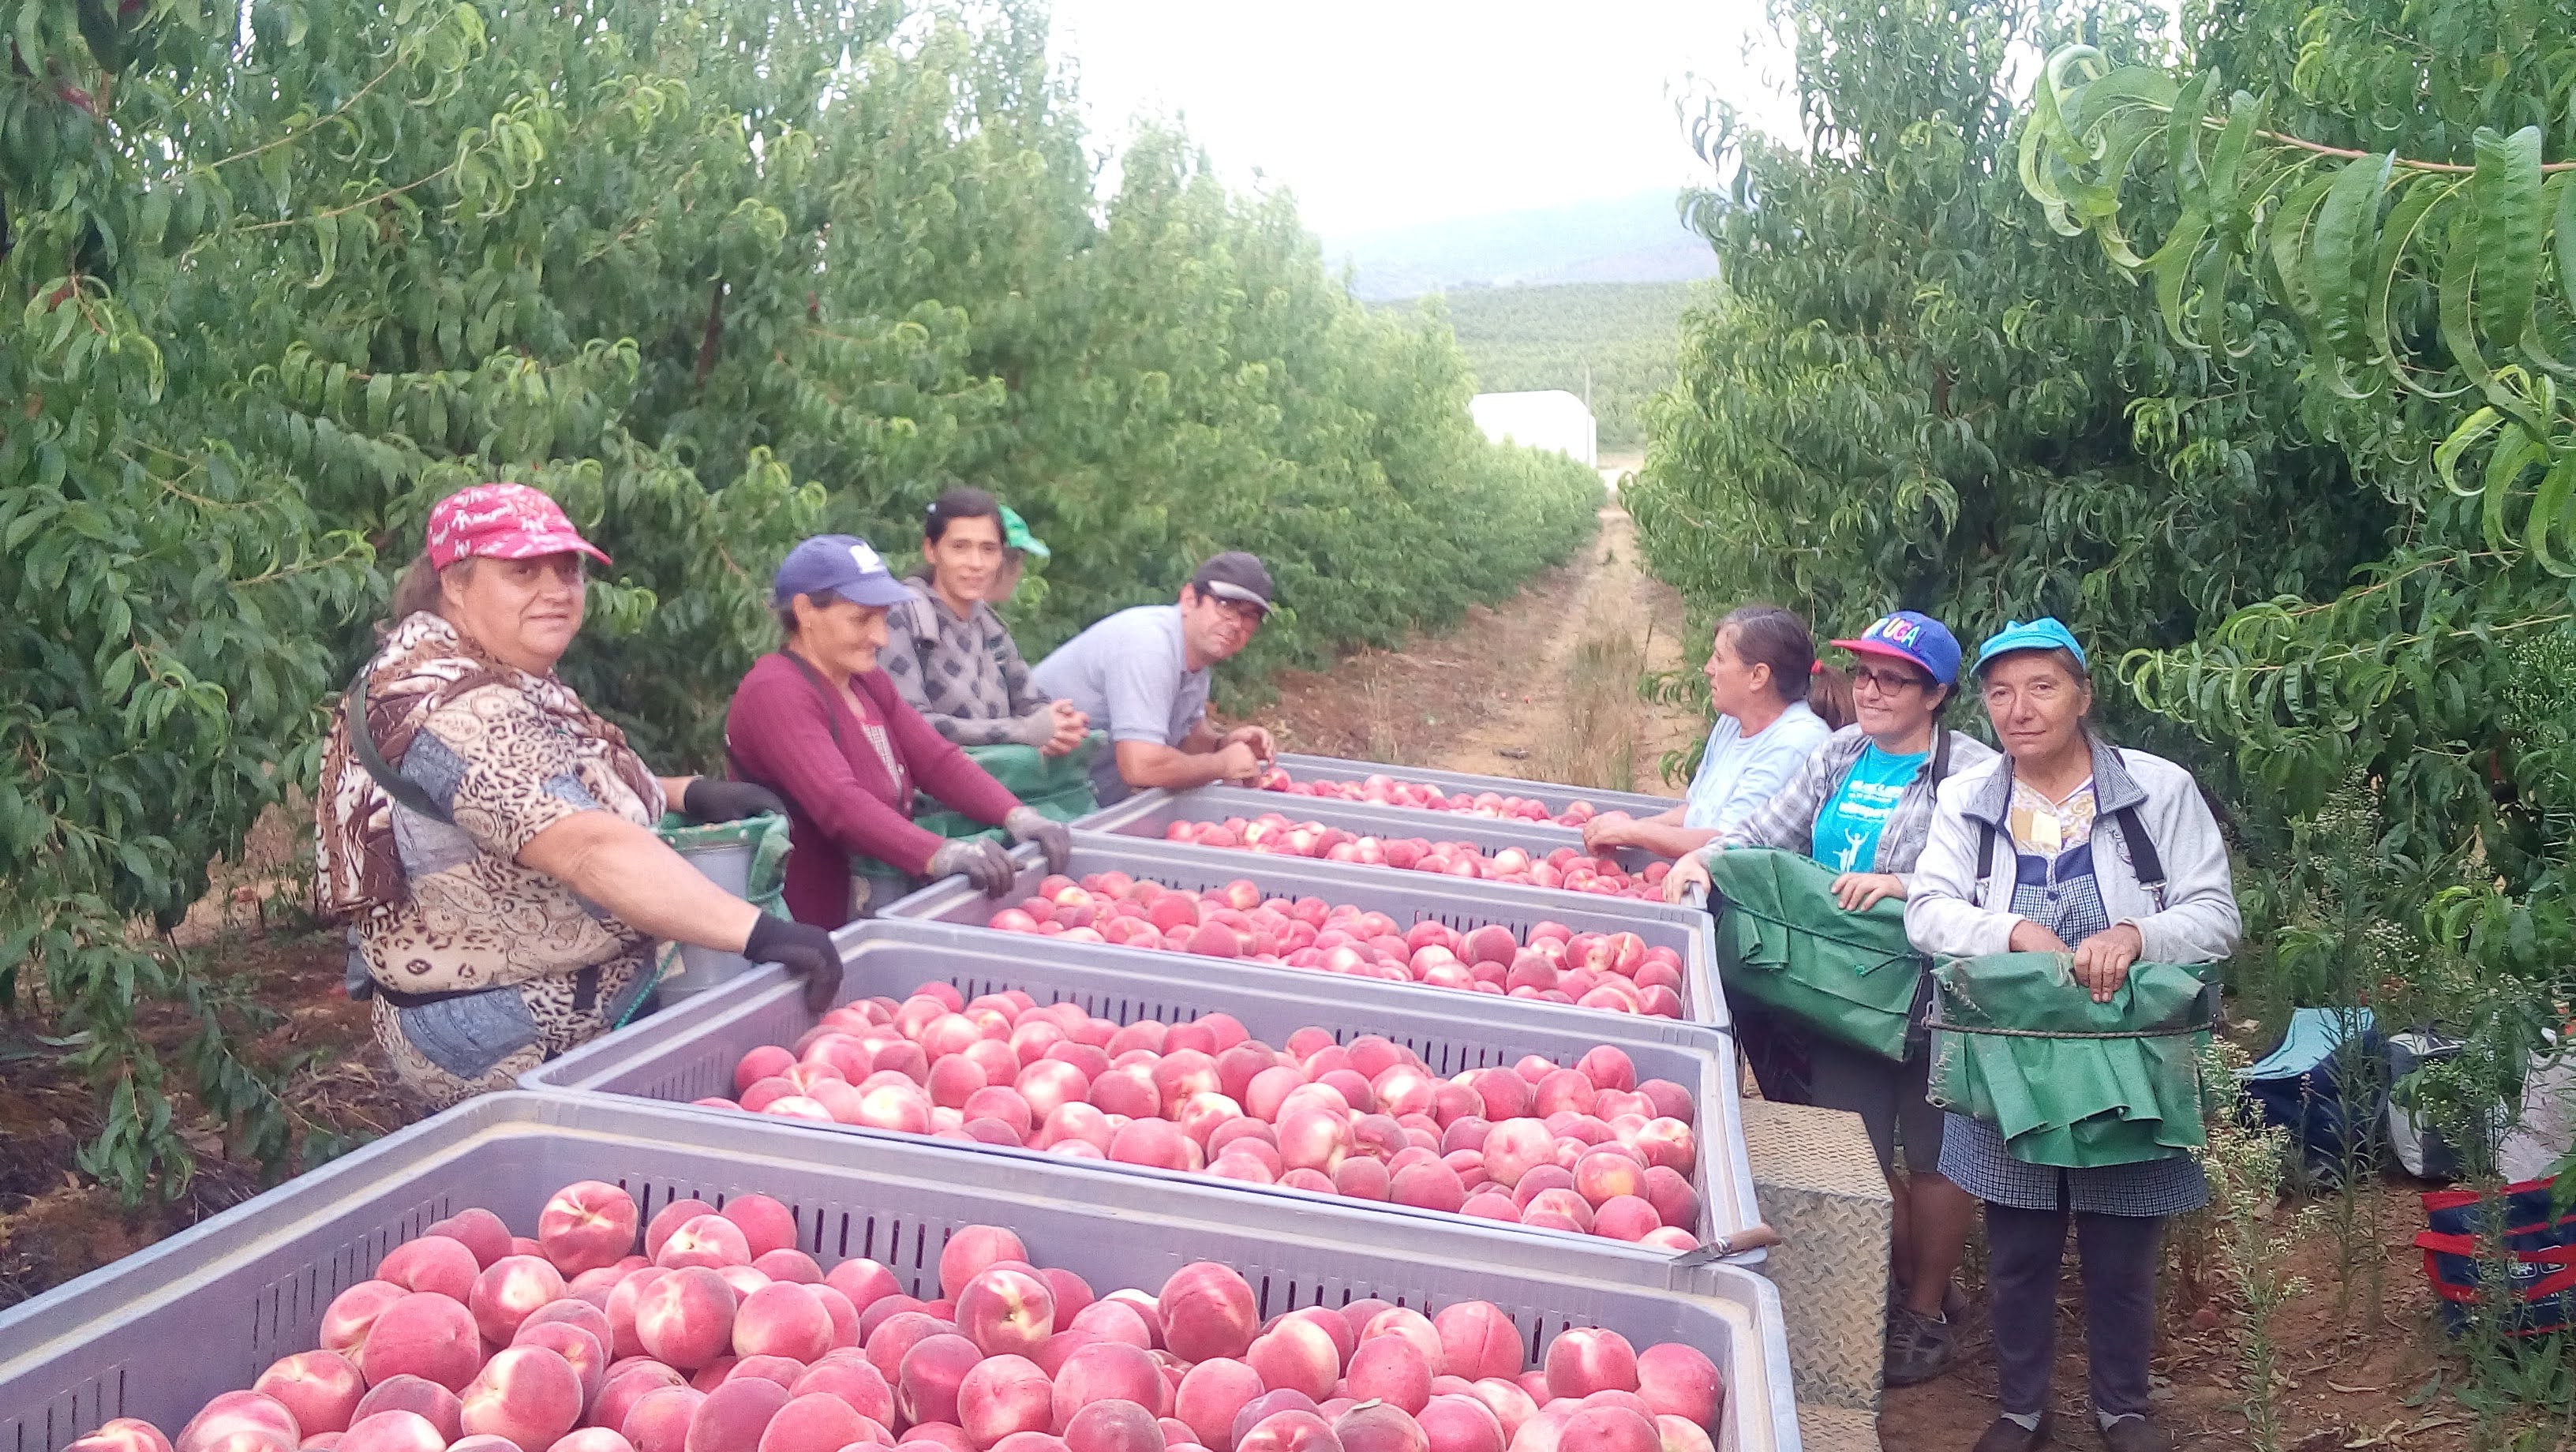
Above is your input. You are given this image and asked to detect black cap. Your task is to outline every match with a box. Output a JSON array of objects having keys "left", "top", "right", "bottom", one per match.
[{"left": 1189, "top": 552, "right": 1275, "bottom": 615}]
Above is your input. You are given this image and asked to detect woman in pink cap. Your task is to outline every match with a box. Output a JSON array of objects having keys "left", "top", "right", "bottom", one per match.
[{"left": 315, "top": 484, "right": 844, "bottom": 1107}]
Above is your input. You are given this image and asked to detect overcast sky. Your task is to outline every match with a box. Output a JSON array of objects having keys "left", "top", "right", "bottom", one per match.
[{"left": 1044, "top": 1, "right": 1801, "bottom": 239}]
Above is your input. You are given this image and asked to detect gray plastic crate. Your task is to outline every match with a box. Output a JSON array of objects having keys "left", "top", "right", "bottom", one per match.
[
  {"left": 884, "top": 836, "right": 1728, "bottom": 1035},
  {"left": 1272, "top": 752, "right": 1680, "bottom": 818},
  {"left": 0, "top": 1095, "right": 1800, "bottom": 1452},
  {"left": 1080, "top": 784, "right": 1668, "bottom": 876},
  {"left": 519, "top": 918, "right": 1759, "bottom": 1278}
]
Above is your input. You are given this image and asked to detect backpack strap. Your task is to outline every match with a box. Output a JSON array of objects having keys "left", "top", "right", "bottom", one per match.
[
  {"left": 1976, "top": 818, "right": 1998, "bottom": 895},
  {"left": 343, "top": 676, "right": 455, "bottom": 826},
  {"left": 2110, "top": 802, "right": 2166, "bottom": 905}
]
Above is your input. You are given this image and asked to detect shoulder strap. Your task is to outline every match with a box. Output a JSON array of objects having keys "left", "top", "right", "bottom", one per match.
[
  {"left": 1976, "top": 818, "right": 1998, "bottom": 890},
  {"left": 778, "top": 652, "right": 848, "bottom": 747},
  {"left": 342, "top": 676, "right": 455, "bottom": 825},
  {"left": 1927, "top": 727, "right": 1953, "bottom": 787},
  {"left": 2111, "top": 803, "right": 2166, "bottom": 888}
]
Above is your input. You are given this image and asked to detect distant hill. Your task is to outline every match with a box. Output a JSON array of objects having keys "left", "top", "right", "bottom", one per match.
[
  {"left": 1324, "top": 190, "right": 1719, "bottom": 301},
  {"left": 1389, "top": 281, "right": 1702, "bottom": 451}
]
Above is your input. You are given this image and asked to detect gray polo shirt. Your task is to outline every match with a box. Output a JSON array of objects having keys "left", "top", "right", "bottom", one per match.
[{"left": 1029, "top": 605, "right": 1208, "bottom": 805}]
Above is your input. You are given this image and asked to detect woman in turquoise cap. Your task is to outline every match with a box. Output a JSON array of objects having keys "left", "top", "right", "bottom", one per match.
[{"left": 1905, "top": 618, "right": 2241, "bottom": 1452}]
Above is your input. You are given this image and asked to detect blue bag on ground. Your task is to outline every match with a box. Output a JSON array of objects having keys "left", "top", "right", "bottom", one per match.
[{"left": 2416, "top": 1176, "right": 2576, "bottom": 1337}]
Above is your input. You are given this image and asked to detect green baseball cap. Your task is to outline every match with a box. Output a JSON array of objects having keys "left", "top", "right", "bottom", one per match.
[{"left": 998, "top": 505, "right": 1050, "bottom": 560}]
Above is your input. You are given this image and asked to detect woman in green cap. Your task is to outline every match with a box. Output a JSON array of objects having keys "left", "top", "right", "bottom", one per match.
[
  {"left": 1907, "top": 617, "right": 2240, "bottom": 1452},
  {"left": 882, "top": 488, "right": 1088, "bottom": 755}
]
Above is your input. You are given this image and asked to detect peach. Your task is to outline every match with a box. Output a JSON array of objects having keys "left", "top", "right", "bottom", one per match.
[
  {"left": 751, "top": 1249, "right": 824, "bottom": 1286},
  {"left": 377, "top": 1236, "right": 480, "bottom": 1302},
  {"left": 597, "top": 1365, "right": 690, "bottom": 1435},
  {"left": 68, "top": 1421, "right": 174, "bottom": 1452},
  {"left": 541, "top": 1181, "right": 644, "bottom": 1276},
  {"left": 684, "top": 1376, "right": 791, "bottom": 1452},
  {"left": 1507, "top": 1166, "right": 1574, "bottom": 1210},
  {"left": 1064, "top": 1401, "right": 1166, "bottom": 1452},
  {"left": 1631, "top": 1122, "right": 1693, "bottom": 1175},
  {"left": 659, "top": 1215, "right": 754, "bottom": 1270},
  {"left": 608, "top": 1267, "right": 672, "bottom": 1359},
  {"left": 757, "top": 1393, "right": 873, "bottom": 1452},
  {"left": 714, "top": 1195, "right": 799, "bottom": 1260},
  {"left": 254, "top": 1350, "right": 365, "bottom": 1435},
  {"left": 732, "top": 1282, "right": 834, "bottom": 1362},
  {"left": 1041, "top": 1268, "right": 1097, "bottom": 1321},
  {"left": 1389, "top": 1162, "right": 1466, "bottom": 1214},
  {"left": 1108, "top": 1117, "right": 1198, "bottom": 1171},
  {"left": 898, "top": 1332, "right": 985, "bottom": 1427},
  {"left": 361, "top": 1291, "right": 482, "bottom": 1391},
  {"left": 471, "top": 1253, "right": 568, "bottom": 1342},
  {"left": 954, "top": 1354, "right": 1054, "bottom": 1448},
  {"left": 461, "top": 1345, "right": 584, "bottom": 1449},
  {"left": 1632, "top": 1347, "right": 1720, "bottom": 1426},
  {"left": 868, "top": 1311, "right": 961, "bottom": 1382},
  {"left": 1235, "top": 1411, "right": 1340, "bottom": 1452},
  {"left": 1459, "top": 926, "right": 1519, "bottom": 967},
  {"left": 1174, "top": 1092, "right": 1245, "bottom": 1147},
  {"left": 1331, "top": 1158, "right": 1391, "bottom": 1200},
  {"left": 1072, "top": 1299, "right": 1153, "bottom": 1348},
  {"left": 1478, "top": 1124, "right": 1553, "bottom": 1189},
  {"left": 1103, "top": 1289, "right": 1167, "bottom": 1349},
  {"left": 1158, "top": 1262, "right": 1258, "bottom": 1362},
  {"left": 521, "top": 1296, "right": 616, "bottom": 1348},
  {"left": 1571, "top": 1154, "right": 1646, "bottom": 1207},
  {"left": 1541, "top": 1330, "right": 1637, "bottom": 1400},
  {"left": 1637, "top": 1169, "right": 1697, "bottom": 1231},
  {"left": 335, "top": 1413, "right": 444, "bottom": 1452},
  {"left": 1589, "top": 1198, "right": 1661, "bottom": 1243},
  {"left": 319, "top": 1281, "right": 408, "bottom": 1356},
  {"left": 619, "top": 1388, "right": 706, "bottom": 1452},
  {"left": 1462, "top": 1385, "right": 1533, "bottom": 1444},
  {"left": 1428, "top": 1303, "right": 1518, "bottom": 1384},
  {"left": 994, "top": 1437, "right": 1073, "bottom": 1452},
  {"left": 940, "top": 1226, "right": 1029, "bottom": 1298},
  {"left": 1458, "top": 1193, "right": 1519, "bottom": 1222},
  {"left": 1633, "top": 1083, "right": 1690, "bottom": 1125},
  {"left": 1416, "top": 1398, "right": 1502, "bottom": 1452},
  {"left": 788, "top": 1354, "right": 895, "bottom": 1423},
  {"left": 1555, "top": 1409, "right": 1655, "bottom": 1452},
  {"left": 1649, "top": 1418, "right": 1711, "bottom": 1452},
  {"left": 732, "top": 1355, "right": 809, "bottom": 1387},
  {"left": 417, "top": 1207, "right": 511, "bottom": 1269},
  {"left": 1359, "top": 1308, "right": 1442, "bottom": 1372},
  {"left": 636, "top": 1266, "right": 741, "bottom": 1369},
  {"left": 1331, "top": 1403, "right": 1426, "bottom": 1452},
  {"left": 1054, "top": 1341, "right": 1170, "bottom": 1426},
  {"left": 646, "top": 1200, "right": 720, "bottom": 1259},
  {"left": 179, "top": 1393, "right": 300, "bottom": 1452},
  {"left": 347, "top": 1379, "right": 461, "bottom": 1443},
  {"left": 516, "top": 1321, "right": 609, "bottom": 1405},
  {"left": 1345, "top": 1336, "right": 1432, "bottom": 1414},
  {"left": 1245, "top": 1319, "right": 1338, "bottom": 1401},
  {"left": 1503, "top": 1404, "right": 1572, "bottom": 1452},
  {"left": 1174, "top": 1359, "right": 1264, "bottom": 1451},
  {"left": 553, "top": 1432, "right": 639, "bottom": 1452},
  {"left": 828, "top": 1257, "right": 904, "bottom": 1314},
  {"left": 1033, "top": 1330, "right": 1105, "bottom": 1378},
  {"left": 1275, "top": 1112, "right": 1350, "bottom": 1175}
]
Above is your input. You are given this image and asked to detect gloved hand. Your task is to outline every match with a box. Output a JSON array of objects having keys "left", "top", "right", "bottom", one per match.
[
  {"left": 744, "top": 914, "right": 843, "bottom": 1013},
  {"left": 683, "top": 778, "right": 787, "bottom": 824},
  {"left": 927, "top": 836, "right": 1018, "bottom": 898},
  {"left": 1004, "top": 806, "right": 1072, "bottom": 875}
]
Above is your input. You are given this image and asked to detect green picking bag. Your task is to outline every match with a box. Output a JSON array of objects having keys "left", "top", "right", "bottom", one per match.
[
  {"left": 915, "top": 734, "right": 1103, "bottom": 841},
  {"left": 1705, "top": 848, "right": 1927, "bottom": 1061},
  {"left": 653, "top": 810, "right": 792, "bottom": 918},
  {"left": 1927, "top": 952, "right": 2216, "bottom": 1169}
]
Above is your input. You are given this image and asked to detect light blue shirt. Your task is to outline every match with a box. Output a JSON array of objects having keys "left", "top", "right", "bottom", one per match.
[
  {"left": 1810, "top": 742, "right": 1930, "bottom": 874},
  {"left": 1028, "top": 605, "right": 1209, "bottom": 806},
  {"left": 1682, "top": 702, "right": 1831, "bottom": 833}
]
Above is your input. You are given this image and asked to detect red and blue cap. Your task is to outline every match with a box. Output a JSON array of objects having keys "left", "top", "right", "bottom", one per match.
[
  {"left": 1833, "top": 610, "right": 1964, "bottom": 686},
  {"left": 425, "top": 483, "right": 612, "bottom": 570}
]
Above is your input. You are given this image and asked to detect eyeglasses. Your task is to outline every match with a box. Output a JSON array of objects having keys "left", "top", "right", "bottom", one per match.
[
  {"left": 1215, "top": 601, "right": 1267, "bottom": 630},
  {"left": 1852, "top": 666, "right": 1932, "bottom": 695}
]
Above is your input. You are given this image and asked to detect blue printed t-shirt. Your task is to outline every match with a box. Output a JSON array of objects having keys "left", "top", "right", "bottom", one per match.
[
  {"left": 1809, "top": 743, "right": 1930, "bottom": 874},
  {"left": 1681, "top": 702, "right": 1832, "bottom": 833}
]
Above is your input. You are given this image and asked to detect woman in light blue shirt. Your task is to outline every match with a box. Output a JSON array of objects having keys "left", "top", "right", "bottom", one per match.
[{"left": 1582, "top": 604, "right": 1848, "bottom": 860}]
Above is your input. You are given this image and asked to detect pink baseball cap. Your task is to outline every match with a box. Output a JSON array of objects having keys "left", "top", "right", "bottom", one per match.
[{"left": 424, "top": 483, "right": 612, "bottom": 570}]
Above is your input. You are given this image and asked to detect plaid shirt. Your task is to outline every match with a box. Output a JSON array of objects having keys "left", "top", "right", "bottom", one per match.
[
  {"left": 1717, "top": 724, "right": 1997, "bottom": 881},
  {"left": 882, "top": 576, "right": 1055, "bottom": 748}
]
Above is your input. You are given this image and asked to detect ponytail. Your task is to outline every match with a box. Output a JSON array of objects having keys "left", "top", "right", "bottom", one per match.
[
  {"left": 1807, "top": 661, "right": 1854, "bottom": 730},
  {"left": 381, "top": 552, "right": 455, "bottom": 638}
]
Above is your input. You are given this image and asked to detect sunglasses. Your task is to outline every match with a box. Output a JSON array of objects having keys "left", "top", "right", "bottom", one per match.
[{"left": 1852, "top": 665, "right": 1933, "bottom": 694}]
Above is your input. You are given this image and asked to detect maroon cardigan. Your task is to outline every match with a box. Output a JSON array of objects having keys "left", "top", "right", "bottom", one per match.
[{"left": 725, "top": 652, "right": 1022, "bottom": 927}]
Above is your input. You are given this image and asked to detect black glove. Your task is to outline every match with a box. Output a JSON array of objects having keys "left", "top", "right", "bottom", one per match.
[
  {"left": 745, "top": 914, "right": 843, "bottom": 1013},
  {"left": 1004, "top": 806, "right": 1073, "bottom": 876},
  {"left": 927, "top": 836, "right": 1018, "bottom": 898},
  {"left": 683, "top": 778, "right": 787, "bottom": 824}
]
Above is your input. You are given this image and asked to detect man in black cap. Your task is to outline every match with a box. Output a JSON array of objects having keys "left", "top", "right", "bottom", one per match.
[{"left": 1030, "top": 552, "right": 1279, "bottom": 806}]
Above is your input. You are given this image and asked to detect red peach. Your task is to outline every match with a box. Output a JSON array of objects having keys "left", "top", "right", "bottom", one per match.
[
  {"left": 788, "top": 1353, "right": 894, "bottom": 1423},
  {"left": 636, "top": 1267, "right": 741, "bottom": 1370},
  {"left": 541, "top": 1181, "right": 643, "bottom": 1276},
  {"left": 1389, "top": 1162, "right": 1466, "bottom": 1214},
  {"left": 347, "top": 1379, "right": 460, "bottom": 1443},
  {"left": 1504, "top": 1404, "right": 1573, "bottom": 1452},
  {"left": 753, "top": 1248, "right": 824, "bottom": 1285},
  {"left": 319, "top": 1280, "right": 407, "bottom": 1357},
  {"left": 552, "top": 1431, "right": 638, "bottom": 1452},
  {"left": 739, "top": 1045, "right": 797, "bottom": 1093},
  {"left": 1541, "top": 1330, "right": 1638, "bottom": 1399},
  {"left": 1033, "top": 1330, "right": 1105, "bottom": 1378},
  {"left": 1174, "top": 1359, "right": 1264, "bottom": 1451},
  {"left": 868, "top": 1312, "right": 963, "bottom": 1383},
  {"left": 1417, "top": 1398, "right": 1503, "bottom": 1452},
  {"left": 957, "top": 1266, "right": 1058, "bottom": 1357},
  {"left": 716, "top": 1195, "right": 799, "bottom": 1260},
  {"left": 619, "top": 1387, "right": 706, "bottom": 1452},
  {"left": 427, "top": 1208, "right": 515, "bottom": 1269},
  {"left": 1432, "top": 1304, "right": 1519, "bottom": 1384},
  {"left": 377, "top": 1236, "right": 481, "bottom": 1302},
  {"left": 1508, "top": 1166, "right": 1574, "bottom": 1210},
  {"left": 756, "top": 1393, "right": 873, "bottom": 1452},
  {"left": 1651, "top": 1419, "right": 1712, "bottom": 1452},
  {"left": 68, "top": 1422, "right": 174, "bottom": 1452},
  {"left": 1158, "top": 1262, "right": 1258, "bottom": 1363},
  {"left": 1089, "top": 1066, "right": 1161, "bottom": 1119},
  {"left": 1459, "top": 1193, "right": 1519, "bottom": 1222},
  {"left": 1465, "top": 1384, "right": 1535, "bottom": 1444},
  {"left": 1332, "top": 1158, "right": 1391, "bottom": 1201},
  {"left": 899, "top": 1333, "right": 987, "bottom": 1427},
  {"left": 1522, "top": 1190, "right": 1593, "bottom": 1233},
  {"left": 1065, "top": 1401, "right": 1166, "bottom": 1452},
  {"left": 1109, "top": 1118, "right": 1199, "bottom": 1172},
  {"left": 1360, "top": 1308, "right": 1443, "bottom": 1373},
  {"left": 1478, "top": 1124, "right": 1553, "bottom": 1188},
  {"left": 1072, "top": 1300, "right": 1154, "bottom": 1348},
  {"left": 1041, "top": 1267, "right": 1097, "bottom": 1321},
  {"left": 361, "top": 1292, "right": 483, "bottom": 1391},
  {"left": 828, "top": 1257, "right": 904, "bottom": 1315},
  {"left": 659, "top": 1215, "right": 754, "bottom": 1270},
  {"left": 335, "top": 1413, "right": 444, "bottom": 1452},
  {"left": 178, "top": 1393, "right": 299, "bottom": 1452},
  {"left": 1631, "top": 1122, "right": 1694, "bottom": 1174},
  {"left": 1571, "top": 1154, "right": 1646, "bottom": 1207},
  {"left": 1245, "top": 1318, "right": 1339, "bottom": 1399},
  {"left": 1346, "top": 1336, "right": 1432, "bottom": 1413},
  {"left": 1555, "top": 1409, "right": 1655, "bottom": 1452},
  {"left": 1104, "top": 1288, "right": 1166, "bottom": 1349},
  {"left": 645, "top": 1200, "right": 721, "bottom": 1259},
  {"left": 1236, "top": 1412, "right": 1340, "bottom": 1452},
  {"left": 957, "top": 1354, "right": 1055, "bottom": 1448},
  {"left": 470, "top": 1253, "right": 568, "bottom": 1343},
  {"left": 460, "top": 1345, "right": 584, "bottom": 1450},
  {"left": 939, "top": 1226, "right": 1029, "bottom": 1299},
  {"left": 731, "top": 1355, "right": 808, "bottom": 1388},
  {"left": 608, "top": 1267, "right": 674, "bottom": 1360},
  {"left": 1332, "top": 1404, "right": 1426, "bottom": 1452},
  {"left": 254, "top": 1350, "right": 365, "bottom": 1435},
  {"left": 734, "top": 1282, "right": 835, "bottom": 1362},
  {"left": 597, "top": 1366, "right": 689, "bottom": 1437},
  {"left": 1638, "top": 1169, "right": 1698, "bottom": 1231},
  {"left": 1589, "top": 1198, "right": 1661, "bottom": 1243},
  {"left": 684, "top": 1376, "right": 790, "bottom": 1452},
  {"left": 1632, "top": 1346, "right": 1720, "bottom": 1427},
  {"left": 514, "top": 1321, "right": 608, "bottom": 1405},
  {"left": 1634, "top": 1083, "right": 1691, "bottom": 1125},
  {"left": 1054, "top": 1341, "right": 1170, "bottom": 1426}
]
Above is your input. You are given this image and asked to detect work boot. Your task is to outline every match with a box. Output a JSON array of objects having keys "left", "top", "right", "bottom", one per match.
[
  {"left": 1971, "top": 1413, "right": 2052, "bottom": 1452},
  {"left": 1882, "top": 1304, "right": 1957, "bottom": 1386},
  {"left": 2099, "top": 1417, "right": 2170, "bottom": 1452}
]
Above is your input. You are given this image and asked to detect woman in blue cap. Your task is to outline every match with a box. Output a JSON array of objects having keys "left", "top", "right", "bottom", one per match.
[
  {"left": 1666, "top": 609, "right": 1996, "bottom": 1384},
  {"left": 1906, "top": 619, "right": 2240, "bottom": 1452}
]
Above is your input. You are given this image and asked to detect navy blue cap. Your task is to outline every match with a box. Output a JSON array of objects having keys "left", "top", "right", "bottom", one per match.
[{"left": 773, "top": 534, "right": 914, "bottom": 610}]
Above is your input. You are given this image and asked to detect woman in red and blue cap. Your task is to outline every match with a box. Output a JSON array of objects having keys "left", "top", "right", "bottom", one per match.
[
  {"left": 316, "top": 485, "right": 845, "bottom": 1107},
  {"left": 1666, "top": 608, "right": 1996, "bottom": 1385},
  {"left": 724, "top": 534, "right": 1074, "bottom": 928}
]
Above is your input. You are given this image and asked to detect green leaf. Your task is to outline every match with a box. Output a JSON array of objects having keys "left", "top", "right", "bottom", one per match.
[
  {"left": 2469, "top": 126, "right": 2544, "bottom": 351},
  {"left": 2311, "top": 150, "right": 2394, "bottom": 362},
  {"left": 2528, "top": 451, "right": 2576, "bottom": 577}
]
